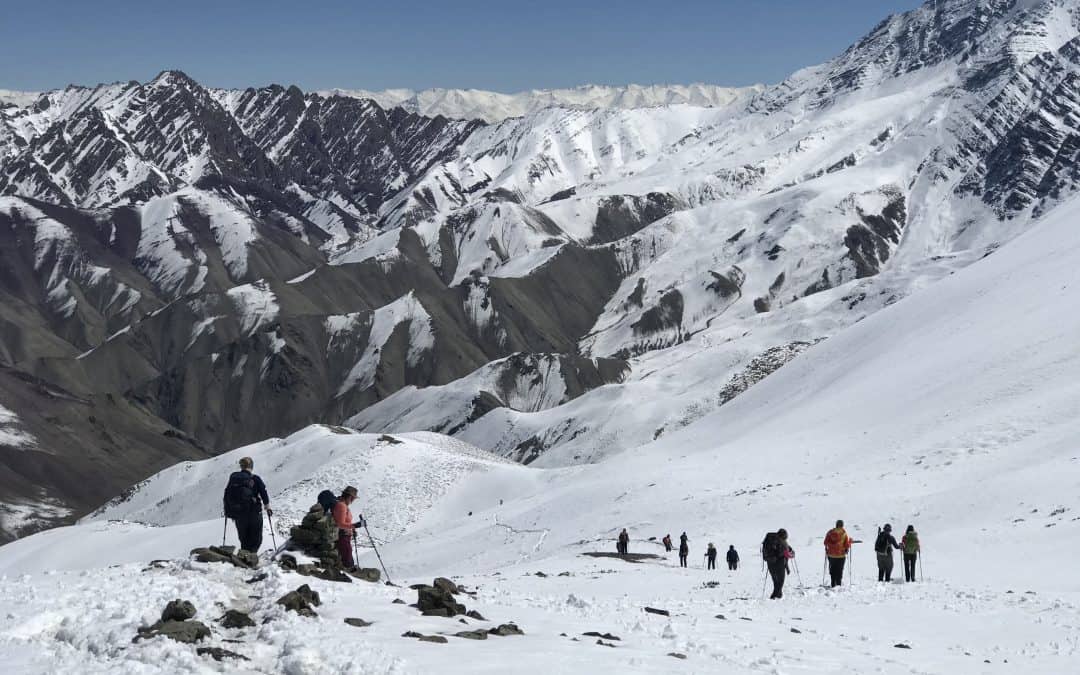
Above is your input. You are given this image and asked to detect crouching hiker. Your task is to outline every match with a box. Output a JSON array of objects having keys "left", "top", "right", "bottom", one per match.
[
  {"left": 223, "top": 457, "right": 272, "bottom": 554},
  {"left": 332, "top": 486, "right": 364, "bottom": 570}
]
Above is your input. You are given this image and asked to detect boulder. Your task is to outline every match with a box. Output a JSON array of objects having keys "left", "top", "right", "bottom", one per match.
[
  {"left": 433, "top": 577, "right": 459, "bottom": 595},
  {"left": 137, "top": 620, "right": 211, "bottom": 644},
  {"left": 422, "top": 608, "right": 451, "bottom": 618},
  {"left": 278, "top": 554, "right": 298, "bottom": 571},
  {"left": 190, "top": 546, "right": 256, "bottom": 569},
  {"left": 220, "top": 609, "right": 255, "bottom": 629},
  {"left": 466, "top": 610, "right": 486, "bottom": 621},
  {"left": 419, "top": 635, "right": 448, "bottom": 644},
  {"left": 349, "top": 568, "right": 381, "bottom": 583},
  {"left": 197, "top": 647, "right": 249, "bottom": 662},
  {"left": 276, "top": 584, "right": 321, "bottom": 617},
  {"left": 489, "top": 623, "right": 524, "bottom": 636},
  {"left": 161, "top": 600, "right": 196, "bottom": 622},
  {"left": 416, "top": 585, "right": 466, "bottom": 617},
  {"left": 455, "top": 630, "right": 488, "bottom": 640}
]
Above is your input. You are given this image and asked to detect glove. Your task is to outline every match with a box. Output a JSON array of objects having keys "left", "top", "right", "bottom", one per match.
[{"left": 266, "top": 507, "right": 273, "bottom": 517}]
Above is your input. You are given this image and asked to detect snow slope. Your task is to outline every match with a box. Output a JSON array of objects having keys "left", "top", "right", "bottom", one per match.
[{"left": 1, "top": 192, "right": 1079, "bottom": 673}]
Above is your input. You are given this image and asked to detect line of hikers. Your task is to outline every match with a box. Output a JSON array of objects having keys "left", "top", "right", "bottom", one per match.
[
  {"left": 222, "top": 457, "right": 368, "bottom": 571},
  {"left": 761, "top": 520, "right": 922, "bottom": 599},
  {"left": 618, "top": 519, "right": 921, "bottom": 599}
]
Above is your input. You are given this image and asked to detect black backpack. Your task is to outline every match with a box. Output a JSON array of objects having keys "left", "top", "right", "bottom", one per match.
[
  {"left": 317, "top": 490, "right": 338, "bottom": 514},
  {"left": 762, "top": 532, "right": 784, "bottom": 561},
  {"left": 224, "top": 472, "right": 257, "bottom": 518},
  {"left": 875, "top": 531, "right": 889, "bottom": 553}
]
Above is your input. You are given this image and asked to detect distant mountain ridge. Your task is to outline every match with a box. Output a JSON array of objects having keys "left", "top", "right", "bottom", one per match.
[{"left": 318, "top": 83, "right": 762, "bottom": 122}]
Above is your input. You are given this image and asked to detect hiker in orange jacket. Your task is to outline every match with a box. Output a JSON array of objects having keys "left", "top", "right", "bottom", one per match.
[
  {"left": 333, "top": 486, "right": 361, "bottom": 570},
  {"left": 824, "top": 519, "right": 852, "bottom": 587}
]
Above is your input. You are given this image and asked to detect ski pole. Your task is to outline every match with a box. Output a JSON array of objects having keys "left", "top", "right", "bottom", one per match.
[
  {"left": 363, "top": 520, "right": 393, "bottom": 585},
  {"left": 222, "top": 516, "right": 228, "bottom": 547},
  {"left": 267, "top": 512, "right": 277, "bottom": 551}
]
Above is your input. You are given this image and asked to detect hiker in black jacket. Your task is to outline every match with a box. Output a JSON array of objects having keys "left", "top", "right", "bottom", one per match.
[
  {"left": 726, "top": 545, "right": 739, "bottom": 571},
  {"left": 223, "top": 457, "right": 271, "bottom": 553},
  {"left": 706, "top": 543, "right": 718, "bottom": 569},
  {"left": 762, "top": 529, "right": 792, "bottom": 599},
  {"left": 875, "top": 524, "right": 902, "bottom": 582},
  {"left": 679, "top": 532, "right": 689, "bottom": 567}
]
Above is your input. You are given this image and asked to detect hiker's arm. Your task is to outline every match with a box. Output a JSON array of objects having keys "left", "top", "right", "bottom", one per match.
[{"left": 255, "top": 476, "right": 272, "bottom": 515}]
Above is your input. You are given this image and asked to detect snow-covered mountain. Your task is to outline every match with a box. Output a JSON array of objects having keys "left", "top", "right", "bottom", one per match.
[
  {"left": 1, "top": 188, "right": 1078, "bottom": 671},
  {"left": 3, "top": 0, "right": 1080, "bottom": 545},
  {"left": 319, "top": 83, "right": 760, "bottom": 122}
]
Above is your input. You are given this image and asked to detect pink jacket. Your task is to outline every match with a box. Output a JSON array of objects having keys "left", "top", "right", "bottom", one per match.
[{"left": 332, "top": 500, "right": 354, "bottom": 538}]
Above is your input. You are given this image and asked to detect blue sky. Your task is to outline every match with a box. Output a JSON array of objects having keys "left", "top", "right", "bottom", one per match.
[{"left": 0, "top": 1, "right": 923, "bottom": 92}]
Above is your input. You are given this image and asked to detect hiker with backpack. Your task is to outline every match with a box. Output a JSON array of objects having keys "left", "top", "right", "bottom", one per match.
[
  {"left": 727, "top": 545, "right": 739, "bottom": 571},
  {"left": 617, "top": 528, "right": 630, "bottom": 555},
  {"left": 706, "top": 543, "right": 718, "bottom": 570},
  {"left": 901, "top": 525, "right": 921, "bottom": 582},
  {"left": 824, "top": 519, "right": 852, "bottom": 587},
  {"left": 875, "top": 524, "right": 902, "bottom": 582},
  {"left": 678, "top": 532, "right": 689, "bottom": 568},
  {"left": 332, "top": 486, "right": 363, "bottom": 570},
  {"left": 223, "top": 457, "right": 272, "bottom": 554},
  {"left": 662, "top": 533, "right": 673, "bottom": 552},
  {"left": 761, "top": 529, "right": 792, "bottom": 599}
]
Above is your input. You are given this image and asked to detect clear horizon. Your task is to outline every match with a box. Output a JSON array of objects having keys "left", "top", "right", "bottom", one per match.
[{"left": 1, "top": 1, "right": 922, "bottom": 93}]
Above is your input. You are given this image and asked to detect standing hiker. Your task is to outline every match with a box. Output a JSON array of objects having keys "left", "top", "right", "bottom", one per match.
[
  {"left": 726, "top": 545, "right": 739, "bottom": 571},
  {"left": 223, "top": 457, "right": 272, "bottom": 554},
  {"left": 332, "top": 486, "right": 362, "bottom": 571},
  {"left": 875, "top": 524, "right": 901, "bottom": 582},
  {"left": 662, "top": 533, "right": 673, "bottom": 552},
  {"left": 678, "top": 532, "right": 689, "bottom": 568},
  {"left": 762, "top": 529, "right": 792, "bottom": 599},
  {"left": 706, "top": 543, "right": 718, "bottom": 570},
  {"left": 901, "top": 525, "right": 921, "bottom": 582},
  {"left": 824, "top": 519, "right": 852, "bottom": 587},
  {"left": 617, "top": 528, "right": 630, "bottom": 555}
]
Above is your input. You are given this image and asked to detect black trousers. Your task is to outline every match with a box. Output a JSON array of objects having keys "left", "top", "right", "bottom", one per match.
[
  {"left": 233, "top": 511, "right": 263, "bottom": 553},
  {"left": 903, "top": 553, "right": 918, "bottom": 581},
  {"left": 707, "top": 557, "right": 716, "bottom": 569},
  {"left": 728, "top": 560, "right": 738, "bottom": 570},
  {"left": 877, "top": 554, "right": 894, "bottom": 582},
  {"left": 768, "top": 559, "right": 786, "bottom": 598},
  {"left": 828, "top": 556, "right": 846, "bottom": 587},
  {"left": 617, "top": 541, "right": 627, "bottom": 554},
  {"left": 679, "top": 554, "right": 688, "bottom": 567}
]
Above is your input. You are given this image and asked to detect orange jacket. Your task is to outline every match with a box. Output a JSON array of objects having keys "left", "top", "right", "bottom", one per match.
[
  {"left": 332, "top": 500, "right": 354, "bottom": 538},
  {"left": 824, "top": 527, "right": 851, "bottom": 558}
]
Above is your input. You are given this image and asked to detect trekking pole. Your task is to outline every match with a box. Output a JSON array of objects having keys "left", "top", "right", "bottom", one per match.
[
  {"left": 822, "top": 558, "right": 827, "bottom": 586},
  {"left": 352, "top": 531, "right": 360, "bottom": 568},
  {"left": 222, "top": 516, "right": 228, "bottom": 547},
  {"left": 266, "top": 512, "right": 278, "bottom": 551},
  {"left": 919, "top": 553, "right": 924, "bottom": 582},
  {"left": 363, "top": 520, "right": 393, "bottom": 585},
  {"left": 761, "top": 569, "right": 768, "bottom": 599},
  {"left": 793, "top": 558, "right": 803, "bottom": 588}
]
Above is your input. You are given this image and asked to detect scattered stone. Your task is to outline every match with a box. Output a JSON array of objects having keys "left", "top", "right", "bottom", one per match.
[
  {"left": 433, "top": 577, "right": 460, "bottom": 594},
  {"left": 489, "top": 623, "right": 524, "bottom": 636},
  {"left": 558, "top": 572, "right": 572, "bottom": 577},
  {"left": 190, "top": 546, "right": 257, "bottom": 569},
  {"left": 894, "top": 643, "right": 912, "bottom": 649},
  {"left": 715, "top": 614, "right": 726, "bottom": 620},
  {"left": 455, "top": 630, "right": 488, "bottom": 640},
  {"left": 344, "top": 618, "right": 372, "bottom": 628},
  {"left": 349, "top": 568, "right": 381, "bottom": 583},
  {"left": 597, "top": 639, "right": 617, "bottom": 648},
  {"left": 583, "top": 632, "right": 621, "bottom": 641},
  {"left": 220, "top": 609, "right": 255, "bottom": 629},
  {"left": 245, "top": 573, "right": 268, "bottom": 584},
  {"left": 416, "top": 585, "right": 466, "bottom": 617},
  {"left": 278, "top": 554, "right": 298, "bottom": 571},
  {"left": 466, "top": 610, "right": 487, "bottom": 621},
  {"left": 137, "top": 620, "right": 211, "bottom": 644},
  {"left": 402, "top": 631, "right": 424, "bottom": 638},
  {"left": 668, "top": 652, "right": 687, "bottom": 660},
  {"left": 581, "top": 552, "right": 663, "bottom": 563},
  {"left": 790, "top": 628, "right": 802, "bottom": 634},
  {"left": 644, "top": 607, "right": 670, "bottom": 617},
  {"left": 161, "top": 600, "right": 196, "bottom": 622},
  {"left": 422, "top": 608, "right": 451, "bottom": 618},
  {"left": 235, "top": 550, "right": 259, "bottom": 568},
  {"left": 419, "top": 635, "right": 448, "bottom": 644},
  {"left": 392, "top": 599, "right": 406, "bottom": 605},
  {"left": 740, "top": 617, "right": 753, "bottom": 622},
  {"left": 459, "top": 618, "right": 468, "bottom": 624},
  {"left": 276, "top": 584, "right": 321, "bottom": 617},
  {"left": 534, "top": 571, "right": 548, "bottom": 578},
  {"left": 197, "top": 647, "right": 249, "bottom": 662}
]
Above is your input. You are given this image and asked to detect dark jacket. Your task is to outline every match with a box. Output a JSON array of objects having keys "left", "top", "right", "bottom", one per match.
[
  {"left": 875, "top": 531, "right": 901, "bottom": 559},
  {"left": 224, "top": 470, "right": 270, "bottom": 516},
  {"left": 727, "top": 548, "right": 739, "bottom": 563}
]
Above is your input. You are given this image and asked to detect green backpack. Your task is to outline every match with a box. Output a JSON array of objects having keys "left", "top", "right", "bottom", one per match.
[{"left": 903, "top": 532, "right": 920, "bottom": 554}]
